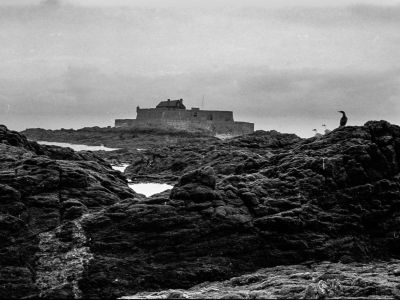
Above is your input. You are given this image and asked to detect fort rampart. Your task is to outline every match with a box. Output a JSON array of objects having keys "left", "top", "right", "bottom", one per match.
[{"left": 115, "top": 100, "right": 254, "bottom": 137}]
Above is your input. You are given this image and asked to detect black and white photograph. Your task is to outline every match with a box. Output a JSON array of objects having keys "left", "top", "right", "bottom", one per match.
[{"left": 1, "top": 0, "right": 400, "bottom": 298}]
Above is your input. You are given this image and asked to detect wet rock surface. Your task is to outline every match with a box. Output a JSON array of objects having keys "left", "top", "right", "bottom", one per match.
[
  {"left": 124, "top": 260, "right": 400, "bottom": 299},
  {"left": 123, "top": 130, "right": 300, "bottom": 183},
  {"left": 80, "top": 121, "right": 400, "bottom": 298},
  {"left": 2, "top": 120, "right": 400, "bottom": 299},
  {"left": 0, "top": 126, "right": 138, "bottom": 298}
]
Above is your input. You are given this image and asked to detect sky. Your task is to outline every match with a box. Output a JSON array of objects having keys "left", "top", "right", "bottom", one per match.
[{"left": 1, "top": 0, "right": 400, "bottom": 137}]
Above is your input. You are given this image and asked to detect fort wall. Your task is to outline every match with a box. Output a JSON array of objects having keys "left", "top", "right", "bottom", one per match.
[
  {"left": 115, "top": 117, "right": 254, "bottom": 136},
  {"left": 136, "top": 108, "right": 233, "bottom": 123},
  {"left": 115, "top": 103, "right": 254, "bottom": 137}
]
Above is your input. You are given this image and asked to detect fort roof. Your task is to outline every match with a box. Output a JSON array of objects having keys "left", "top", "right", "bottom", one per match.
[{"left": 156, "top": 99, "right": 186, "bottom": 109}]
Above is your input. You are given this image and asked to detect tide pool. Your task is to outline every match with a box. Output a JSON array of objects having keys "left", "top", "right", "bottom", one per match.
[
  {"left": 111, "top": 164, "right": 130, "bottom": 173},
  {"left": 128, "top": 183, "right": 173, "bottom": 197}
]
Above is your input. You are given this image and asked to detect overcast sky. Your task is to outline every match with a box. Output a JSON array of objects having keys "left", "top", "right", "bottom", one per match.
[{"left": 1, "top": 0, "right": 400, "bottom": 137}]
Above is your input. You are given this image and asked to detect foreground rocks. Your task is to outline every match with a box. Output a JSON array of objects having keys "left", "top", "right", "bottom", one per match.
[
  {"left": 80, "top": 120, "right": 400, "bottom": 298},
  {"left": 124, "top": 260, "right": 400, "bottom": 299},
  {"left": 0, "top": 125, "right": 138, "bottom": 298},
  {"left": 1, "top": 120, "right": 400, "bottom": 299}
]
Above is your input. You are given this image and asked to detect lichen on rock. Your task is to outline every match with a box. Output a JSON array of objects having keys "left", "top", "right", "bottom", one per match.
[{"left": 35, "top": 215, "right": 94, "bottom": 299}]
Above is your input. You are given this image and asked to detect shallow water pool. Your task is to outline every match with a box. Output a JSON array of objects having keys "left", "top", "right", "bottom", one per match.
[
  {"left": 111, "top": 164, "right": 130, "bottom": 173},
  {"left": 128, "top": 183, "right": 173, "bottom": 197},
  {"left": 37, "top": 141, "right": 120, "bottom": 151}
]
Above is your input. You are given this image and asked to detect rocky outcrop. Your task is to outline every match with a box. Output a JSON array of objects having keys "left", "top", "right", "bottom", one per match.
[
  {"left": 79, "top": 121, "right": 400, "bottom": 298},
  {"left": 229, "top": 129, "right": 302, "bottom": 152},
  {"left": 21, "top": 126, "right": 216, "bottom": 150},
  {"left": 2, "top": 121, "right": 400, "bottom": 299},
  {"left": 21, "top": 126, "right": 299, "bottom": 183},
  {"left": 124, "top": 130, "right": 300, "bottom": 183},
  {"left": 0, "top": 126, "right": 138, "bottom": 298},
  {"left": 125, "top": 260, "right": 400, "bottom": 299}
]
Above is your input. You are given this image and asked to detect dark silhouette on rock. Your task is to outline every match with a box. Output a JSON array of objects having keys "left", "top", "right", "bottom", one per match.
[{"left": 338, "top": 110, "right": 348, "bottom": 127}]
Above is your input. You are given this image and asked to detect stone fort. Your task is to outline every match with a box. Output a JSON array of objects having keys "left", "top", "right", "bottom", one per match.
[{"left": 115, "top": 99, "right": 254, "bottom": 136}]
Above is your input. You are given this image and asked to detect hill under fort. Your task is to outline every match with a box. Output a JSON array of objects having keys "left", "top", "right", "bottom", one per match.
[{"left": 115, "top": 99, "right": 254, "bottom": 137}]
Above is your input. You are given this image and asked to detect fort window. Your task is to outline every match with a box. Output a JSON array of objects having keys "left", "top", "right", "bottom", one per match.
[
  {"left": 193, "top": 112, "right": 198, "bottom": 117},
  {"left": 208, "top": 115, "right": 213, "bottom": 120}
]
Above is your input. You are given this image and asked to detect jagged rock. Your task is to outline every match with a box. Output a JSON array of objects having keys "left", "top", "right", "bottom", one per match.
[
  {"left": 177, "top": 167, "right": 217, "bottom": 189},
  {"left": 2, "top": 121, "right": 400, "bottom": 299},
  {"left": 170, "top": 167, "right": 220, "bottom": 202},
  {"left": 124, "top": 261, "right": 400, "bottom": 299},
  {"left": 229, "top": 129, "right": 302, "bottom": 151},
  {"left": 0, "top": 126, "right": 137, "bottom": 298},
  {"left": 79, "top": 121, "right": 400, "bottom": 298},
  {"left": 0, "top": 125, "right": 36, "bottom": 151},
  {"left": 123, "top": 132, "right": 294, "bottom": 183}
]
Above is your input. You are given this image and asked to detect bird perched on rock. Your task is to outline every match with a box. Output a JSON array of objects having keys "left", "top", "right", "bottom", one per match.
[
  {"left": 338, "top": 111, "right": 348, "bottom": 127},
  {"left": 322, "top": 124, "right": 331, "bottom": 135},
  {"left": 312, "top": 129, "right": 322, "bottom": 138}
]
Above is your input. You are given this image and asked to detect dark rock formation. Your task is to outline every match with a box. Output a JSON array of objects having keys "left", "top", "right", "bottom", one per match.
[
  {"left": 21, "top": 127, "right": 299, "bottom": 182},
  {"left": 21, "top": 126, "right": 216, "bottom": 150},
  {"left": 79, "top": 121, "right": 400, "bottom": 298},
  {"left": 126, "top": 260, "right": 400, "bottom": 299},
  {"left": 2, "top": 120, "right": 400, "bottom": 299},
  {"left": 0, "top": 125, "right": 138, "bottom": 298},
  {"left": 229, "top": 129, "right": 302, "bottom": 152},
  {"left": 124, "top": 130, "right": 300, "bottom": 183}
]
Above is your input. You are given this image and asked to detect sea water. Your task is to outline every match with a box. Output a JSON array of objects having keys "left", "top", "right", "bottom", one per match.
[
  {"left": 112, "top": 165, "right": 173, "bottom": 196},
  {"left": 37, "top": 141, "right": 120, "bottom": 152},
  {"left": 37, "top": 142, "right": 170, "bottom": 197},
  {"left": 128, "top": 183, "right": 173, "bottom": 197},
  {"left": 111, "top": 164, "right": 130, "bottom": 173}
]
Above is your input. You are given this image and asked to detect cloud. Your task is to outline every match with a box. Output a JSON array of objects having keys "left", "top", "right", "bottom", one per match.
[
  {"left": 1, "top": 3, "right": 399, "bottom": 75},
  {"left": 349, "top": 4, "right": 400, "bottom": 23},
  {"left": 274, "top": 4, "right": 400, "bottom": 26},
  {"left": 1, "top": 65, "right": 399, "bottom": 136},
  {"left": 40, "top": 0, "right": 64, "bottom": 7},
  {"left": 0, "top": 2, "right": 399, "bottom": 136},
  {"left": 234, "top": 68, "right": 400, "bottom": 116}
]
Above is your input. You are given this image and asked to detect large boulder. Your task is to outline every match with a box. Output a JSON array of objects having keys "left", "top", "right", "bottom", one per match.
[{"left": 170, "top": 167, "right": 220, "bottom": 202}]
